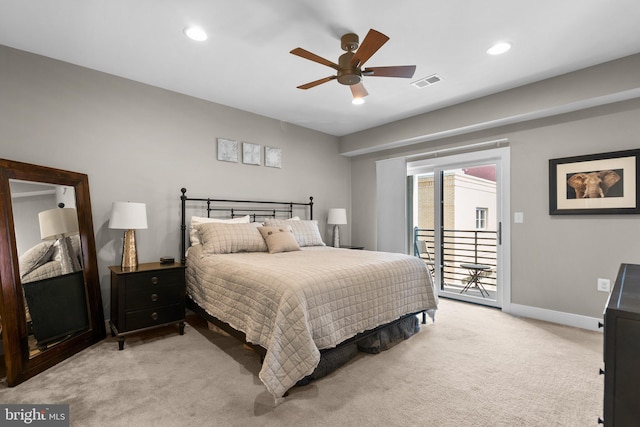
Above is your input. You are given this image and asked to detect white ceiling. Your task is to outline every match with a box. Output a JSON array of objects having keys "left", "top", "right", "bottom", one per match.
[{"left": 1, "top": 0, "right": 639, "bottom": 137}]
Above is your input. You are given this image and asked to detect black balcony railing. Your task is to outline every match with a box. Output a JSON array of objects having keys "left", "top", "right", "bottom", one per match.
[{"left": 414, "top": 227, "right": 498, "bottom": 291}]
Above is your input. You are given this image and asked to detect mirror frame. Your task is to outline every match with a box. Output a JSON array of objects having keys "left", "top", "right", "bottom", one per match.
[{"left": 0, "top": 158, "right": 105, "bottom": 386}]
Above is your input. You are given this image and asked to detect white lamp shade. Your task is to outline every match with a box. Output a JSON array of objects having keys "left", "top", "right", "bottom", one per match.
[
  {"left": 109, "top": 202, "right": 148, "bottom": 230},
  {"left": 327, "top": 208, "right": 347, "bottom": 225},
  {"left": 38, "top": 207, "right": 79, "bottom": 240}
]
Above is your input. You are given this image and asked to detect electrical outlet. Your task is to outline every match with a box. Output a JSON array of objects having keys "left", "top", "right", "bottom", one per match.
[{"left": 597, "top": 278, "right": 611, "bottom": 293}]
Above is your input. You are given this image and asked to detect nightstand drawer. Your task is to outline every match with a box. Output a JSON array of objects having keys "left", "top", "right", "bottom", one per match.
[
  {"left": 125, "top": 285, "right": 185, "bottom": 311},
  {"left": 124, "top": 304, "right": 184, "bottom": 331},
  {"left": 123, "top": 269, "right": 183, "bottom": 292}
]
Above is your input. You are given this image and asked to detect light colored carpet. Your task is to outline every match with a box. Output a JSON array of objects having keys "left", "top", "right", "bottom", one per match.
[{"left": 0, "top": 299, "right": 603, "bottom": 426}]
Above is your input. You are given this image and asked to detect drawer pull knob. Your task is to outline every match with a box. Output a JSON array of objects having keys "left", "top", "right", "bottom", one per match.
[
  {"left": 151, "top": 312, "right": 159, "bottom": 321},
  {"left": 598, "top": 321, "right": 604, "bottom": 328},
  {"left": 151, "top": 276, "right": 159, "bottom": 285},
  {"left": 599, "top": 368, "right": 605, "bottom": 375},
  {"left": 151, "top": 293, "right": 158, "bottom": 302},
  {"left": 598, "top": 418, "right": 604, "bottom": 424}
]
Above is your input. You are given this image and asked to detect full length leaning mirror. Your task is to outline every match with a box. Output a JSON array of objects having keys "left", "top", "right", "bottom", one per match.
[{"left": 0, "top": 158, "right": 105, "bottom": 386}]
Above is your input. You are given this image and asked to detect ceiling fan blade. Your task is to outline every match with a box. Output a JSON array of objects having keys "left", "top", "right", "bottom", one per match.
[
  {"left": 350, "top": 82, "right": 369, "bottom": 99},
  {"left": 297, "top": 75, "right": 337, "bottom": 90},
  {"left": 290, "top": 48, "right": 340, "bottom": 71},
  {"left": 363, "top": 65, "right": 417, "bottom": 78},
  {"left": 350, "top": 29, "right": 389, "bottom": 68}
]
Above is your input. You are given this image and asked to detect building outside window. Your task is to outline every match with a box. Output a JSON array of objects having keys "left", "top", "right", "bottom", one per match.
[{"left": 475, "top": 207, "right": 488, "bottom": 230}]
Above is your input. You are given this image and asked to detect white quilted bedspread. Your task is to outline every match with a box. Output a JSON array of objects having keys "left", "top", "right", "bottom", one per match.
[{"left": 186, "top": 245, "right": 438, "bottom": 400}]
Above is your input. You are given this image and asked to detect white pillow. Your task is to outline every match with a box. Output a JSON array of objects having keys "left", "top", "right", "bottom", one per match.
[
  {"left": 190, "top": 215, "right": 250, "bottom": 245},
  {"left": 264, "top": 219, "right": 325, "bottom": 247}
]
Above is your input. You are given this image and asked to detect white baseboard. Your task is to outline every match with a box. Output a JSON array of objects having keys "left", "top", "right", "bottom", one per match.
[{"left": 508, "top": 303, "right": 603, "bottom": 332}]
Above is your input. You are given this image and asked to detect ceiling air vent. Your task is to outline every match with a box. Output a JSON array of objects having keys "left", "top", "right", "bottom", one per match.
[{"left": 411, "top": 74, "right": 442, "bottom": 89}]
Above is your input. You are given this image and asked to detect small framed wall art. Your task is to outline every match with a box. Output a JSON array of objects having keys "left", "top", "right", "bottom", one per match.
[
  {"left": 242, "top": 142, "right": 261, "bottom": 165},
  {"left": 265, "top": 146, "right": 282, "bottom": 168},
  {"left": 217, "top": 138, "right": 238, "bottom": 163},
  {"left": 549, "top": 148, "right": 640, "bottom": 215}
]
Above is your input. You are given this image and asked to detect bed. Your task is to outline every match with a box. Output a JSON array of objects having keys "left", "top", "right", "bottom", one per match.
[
  {"left": 19, "top": 235, "right": 82, "bottom": 283},
  {"left": 180, "top": 189, "right": 438, "bottom": 401},
  {"left": 0, "top": 235, "right": 83, "bottom": 337}
]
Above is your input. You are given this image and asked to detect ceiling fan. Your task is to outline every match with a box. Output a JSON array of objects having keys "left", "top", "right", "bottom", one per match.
[{"left": 290, "top": 29, "right": 416, "bottom": 102}]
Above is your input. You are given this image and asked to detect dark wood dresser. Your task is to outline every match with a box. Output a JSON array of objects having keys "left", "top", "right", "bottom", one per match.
[
  {"left": 601, "top": 263, "right": 640, "bottom": 426},
  {"left": 109, "top": 262, "right": 186, "bottom": 350}
]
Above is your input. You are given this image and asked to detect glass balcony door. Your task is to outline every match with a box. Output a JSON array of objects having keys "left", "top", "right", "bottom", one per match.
[{"left": 409, "top": 148, "right": 510, "bottom": 309}]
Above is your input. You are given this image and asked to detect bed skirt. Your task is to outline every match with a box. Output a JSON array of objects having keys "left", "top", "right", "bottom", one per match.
[
  {"left": 186, "top": 296, "right": 422, "bottom": 390},
  {"left": 295, "top": 313, "right": 420, "bottom": 386}
]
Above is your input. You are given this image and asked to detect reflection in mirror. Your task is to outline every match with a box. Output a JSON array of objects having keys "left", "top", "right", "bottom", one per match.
[
  {"left": 9, "top": 180, "right": 89, "bottom": 357},
  {"left": 0, "top": 158, "right": 105, "bottom": 387}
]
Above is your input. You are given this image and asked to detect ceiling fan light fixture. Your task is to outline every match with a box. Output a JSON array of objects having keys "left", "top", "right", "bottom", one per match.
[
  {"left": 290, "top": 29, "right": 415, "bottom": 99},
  {"left": 352, "top": 97, "right": 365, "bottom": 105},
  {"left": 487, "top": 42, "right": 511, "bottom": 55},
  {"left": 184, "top": 26, "right": 208, "bottom": 42},
  {"left": 338, "top": 74, "right": 362, "bottom": 86}
]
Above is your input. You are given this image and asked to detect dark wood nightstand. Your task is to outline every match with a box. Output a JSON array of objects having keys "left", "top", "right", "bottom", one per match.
[{"left": 109, "top": 262, "right": 186, "bottom": 350}]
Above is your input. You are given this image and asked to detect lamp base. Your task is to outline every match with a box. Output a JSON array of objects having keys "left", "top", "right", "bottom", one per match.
[
  {"left": 332, "top": 225, "right": 340, "bottom": 248},
  {"left": 121, "top": 229, "right": 139, "bottom": 269}
]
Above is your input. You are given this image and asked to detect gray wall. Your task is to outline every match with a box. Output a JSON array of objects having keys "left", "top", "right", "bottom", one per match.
[
  {"left": 0, "top": 45, "right": 350, "bottom": 316},
  {"left": 347, "top": 55, "right": 640, "bottom": 319},
  {"left": 11, "top": 193, "right": 56, "bottom": 256},
  {"left": 2, "top": 43, "right": 639, "bottom": 322}
]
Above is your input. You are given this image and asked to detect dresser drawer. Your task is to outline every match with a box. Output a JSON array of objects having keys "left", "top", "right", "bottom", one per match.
[
  {"left": 125, "top": 285, "right": 185, "bottom": 311},
  {"left": 124, "top": 304, "right": 184, "bottom": 331}
]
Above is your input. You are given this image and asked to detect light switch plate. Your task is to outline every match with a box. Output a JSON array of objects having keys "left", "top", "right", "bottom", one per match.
[{"left": 514, "top": 212, "right": 524, "bottom": 223}]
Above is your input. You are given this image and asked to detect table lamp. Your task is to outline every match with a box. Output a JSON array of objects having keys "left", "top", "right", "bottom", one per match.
[
  {"left": 327, "top": 208, "right": 347, "bottom": 248},
  {"left": 109, "top": 201, "right": 147, "bottom": 269},
  {"left": 39, "top": 204, "right": 81, "bottom": 274}
]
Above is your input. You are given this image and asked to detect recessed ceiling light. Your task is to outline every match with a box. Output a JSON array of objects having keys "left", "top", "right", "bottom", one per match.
[
  {"left": 487, "top": 42, "right": 511, "bottom": 55},
  {"left": 352, "top": 97, "right": 365, "bottom": 105},
  {"left": 184, "top": 26, "right": 208, "bottom": 42}
]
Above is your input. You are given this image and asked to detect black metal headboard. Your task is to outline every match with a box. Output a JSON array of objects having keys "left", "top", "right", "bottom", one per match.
[{"left": 180, "top": 188, "right": 314, "bottom": 264}]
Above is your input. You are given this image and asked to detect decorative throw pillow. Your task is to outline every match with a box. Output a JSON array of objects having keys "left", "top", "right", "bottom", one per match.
[
  {"left": 190, "top": 215, "right": 250, "bottom": 245},
  {"left": 199, "top": 222, "right": 267, "bottom": 254},
  {"left": 264, "top": 219, "right": 325, "bottom": 247},
  {"left": 258, "top": 226, "right": 301, "bottom": 254}
]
